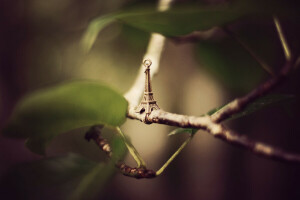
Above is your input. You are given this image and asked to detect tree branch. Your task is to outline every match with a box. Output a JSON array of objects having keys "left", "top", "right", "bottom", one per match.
[
  {"left": 127, "top": 106, "right": 300, "bottom": 163},
  {"left": 124, "top": 13, "right": 300, "bottom": 164},
  {"left": 209, "top": 125, "right": 300, "bottom": 163},
  {"left": 170, "top": 27, "right": 291, "bottom": 123},
  {"left": 85, "top": 125, "right": 156, "bottom": 179}
]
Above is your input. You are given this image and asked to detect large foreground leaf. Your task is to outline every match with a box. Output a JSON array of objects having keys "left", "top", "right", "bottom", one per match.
[
  {"left": 0, "top": 136, "right": 127, "bottom": 200},
  {"left": 82, "top": 2, "right": 246, "bottom": 52},
  {"left": 82, "top": 0, "right": 300, "bottom": 52},
  {"left": 2, "top": 81, "right": 128, "bottom": 154}
]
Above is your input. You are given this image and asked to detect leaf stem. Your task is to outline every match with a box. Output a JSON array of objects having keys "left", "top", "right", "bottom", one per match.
[
  {"left": 116, "top": 127, "right": 146, "bottom": 168},
  {"left": 156, "top": 136, "right": 192, "bottom": 176},
  {"left": 273, "top": 16, "right": 292, "bottom": 61}
]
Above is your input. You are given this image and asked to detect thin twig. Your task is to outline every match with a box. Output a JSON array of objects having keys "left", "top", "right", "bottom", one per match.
[
  {"left": 156, "top": 136, "right": 192, "bottom": 176},
  {"left": 116, "top": 127, "right": 146, "bottom": 168}
]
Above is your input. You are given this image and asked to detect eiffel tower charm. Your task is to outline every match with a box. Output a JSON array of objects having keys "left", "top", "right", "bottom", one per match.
[{"left": 135, "top": 59, "right": 160, "bottom": 115}]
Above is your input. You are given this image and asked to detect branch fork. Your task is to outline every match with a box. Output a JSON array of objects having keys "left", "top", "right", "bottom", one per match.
[
  {"left": 124, "top": 15, "right": 300, "bottom": 169},
  {"left": 89, "top": 2, "right": 300, "bottom": 179}
]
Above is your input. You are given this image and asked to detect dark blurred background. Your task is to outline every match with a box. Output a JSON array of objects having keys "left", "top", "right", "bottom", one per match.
[{"left": 1, "top": 0, "right": 300, "bottom": 199}]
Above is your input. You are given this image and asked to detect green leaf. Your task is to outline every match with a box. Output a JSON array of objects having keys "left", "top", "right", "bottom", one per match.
[
  {"left": 0, "top": 136, "right": 127, "bottom": 200},
  {"left": 82, "top": 2, "right": 250, "bottom": 52},
  {"left": 197, "top": 37, "right": 266, "bottom": 93},
  {"left": 2, "top": 81, "right": 128, "bottom": 154},
  {"left": 118, "top": 5, "right": 246, "bottom": 36},
  {"left": 69, "top": 135, "right": 127, "bottom": 200},
  {"left": 168, "top": 128, "right": 198, "bottom": 136},
  {"left": 206, "top": 104, "right": 227, "bottom": 116},
  {"left": 208, "top": 94, "right": 294, "bottom": 121},
  {"left": 82, "top": 1, "right": 300, "bottom": 52},
  {"left": 81, "top": 14, "right": 116, "bottom": 53}
]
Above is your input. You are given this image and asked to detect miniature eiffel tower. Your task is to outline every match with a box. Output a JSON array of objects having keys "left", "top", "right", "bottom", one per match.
[{"left": 135, "top": 59, "right": 160, "bottom": 114}]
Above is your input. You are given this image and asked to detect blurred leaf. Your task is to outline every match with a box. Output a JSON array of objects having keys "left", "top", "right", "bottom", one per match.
[
  {"left": 168, "top": 128, "right": 198, "bottom": 136},
  {"left": 121, "top": 24, "right": 150, "bottom": 50},
  {"left": 118, "top": 4, "right": 246, "bottom": 37},
  {"left": 3, "top": 81, "right": 128, "bottom": 154},
  {"left": 0, "top": 135, "right": 127, "bottom": 200},
  {"left": 82, "top": 2, "right": 250, "bottom": 52},
  {"left": 196, "top": 16, "right": 288, "bottom": 93},
  {"left": 81, "top": 14, "right": 116, "bottom": 53},
  {"left": 69, "top": 135, "right": 127, "bottom": 200},
  {"left": 82, "top": 0, "right": 300, "bottom": 52},
  {"left": 208, "top": 94, "right": 295, "bottom": 121},
  {"left": 197, "top": 36, "right": 266, "bottom": 93},
  {"left": 70, "top": 163, "right": 109, "bottom": 200},
  {"left": 229, "top": 20, "right": 283, "bottom": 72},
  {"left": 206, "top": 104, "right": 227, "bottom": 116}
]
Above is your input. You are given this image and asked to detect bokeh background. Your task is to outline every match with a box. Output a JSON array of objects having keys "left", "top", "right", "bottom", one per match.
[{"left": 1, "top": 0, "right": 300, "bottom": 199}]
